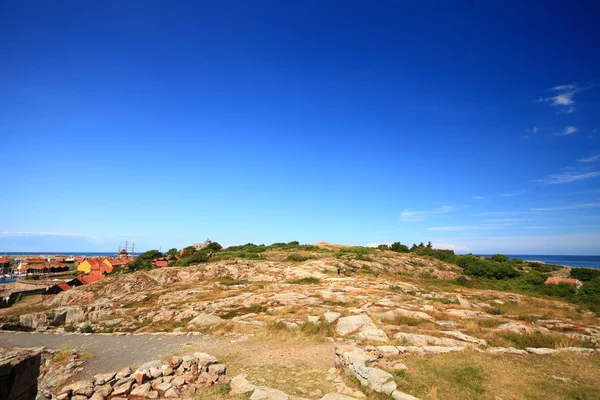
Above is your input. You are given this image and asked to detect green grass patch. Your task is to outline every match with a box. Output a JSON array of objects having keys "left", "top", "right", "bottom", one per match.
[
  {"left": 288, "top": 277, "right": 321, "bottom": 285},
  {"left": 285, "top": 253, "right": 314, "bottom": 262}
]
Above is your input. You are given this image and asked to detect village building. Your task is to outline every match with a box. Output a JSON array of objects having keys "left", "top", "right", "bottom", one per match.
[
  {"left": 103, "top": 258, "right": 132, "bottom": 269},
  {"left": 192, "top": 238, "right": 213, "bottom": 251},
  {"left": 77, "top": 258, "right": 103, "bottom": 273}
]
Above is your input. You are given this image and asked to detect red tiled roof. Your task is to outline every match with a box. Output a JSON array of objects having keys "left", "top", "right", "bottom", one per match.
[
  {"left": 0, "top": 257, "right": 11, "bottom": 263},
  {"left": 25, "top": 258, "right": 46, "bottom": 264},
  {"left": 78, "top": 275, "right": 104, "bottom": 284},
  {"left": 27, "top": 265, "right": 48, "bottom": 270},
  {"left": 545, "top": 277, "right": 581, "bottom": 285},
  {"left": 154, "top": 261, "right": 168, "bottom": 268}
]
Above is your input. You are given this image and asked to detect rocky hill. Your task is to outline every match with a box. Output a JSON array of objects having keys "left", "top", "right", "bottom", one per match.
[{"left": 1, "top": 247, "right": 599, "bottom": 399}]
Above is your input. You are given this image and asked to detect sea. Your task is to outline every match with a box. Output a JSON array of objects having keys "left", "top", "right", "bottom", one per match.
[{"left": 477, "top": 255, "right": 600, "bottom": 269}]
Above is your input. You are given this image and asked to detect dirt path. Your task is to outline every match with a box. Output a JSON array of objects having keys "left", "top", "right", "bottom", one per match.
[{"left": 0, "top": 331, "right": 335, "bottom": 379}]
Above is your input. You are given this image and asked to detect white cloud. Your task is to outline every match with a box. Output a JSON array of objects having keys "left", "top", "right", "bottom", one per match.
[
  {"left": 473, "top": 211, "right": 523, "bottom": 216},
  {"left": 530, "top": 202, "right": 600, "bottom": 212},
  {"left": 544, "top": 171, "right": 600, "bottom": 184},
  {"left": 501, "top": 191, "right": 524, "bottom": 197},
  {"left": 432, "top": 242, "right": 470, "bottom": 252},
  {"left": 399, "top": 205, "right": 455, "bottom": 223},
  {"left": 538, "top": 83, "right": 578, "bottom": 113},
  {"left": 577, "top": 154, "right": 600, "bottom": 163},
  {"left": 472, "top": 196, "right": 487, "bottom": 200},
  {"left": 556, "top": 126, "right": 578, "bottom": 136},
  {"left": 365, "top": 242, "right": 391, "bottom": 248}
]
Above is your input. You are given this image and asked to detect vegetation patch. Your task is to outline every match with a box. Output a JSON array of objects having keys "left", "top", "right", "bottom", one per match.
[
  {"left": 288, "top": 277, "right": 321, "bottom": 285},
  {"left": 220, "top": 305, "right": 268, "bottom": 320},
  {"left": 285, "top": 253, "right": 314, "bottom": 262}
]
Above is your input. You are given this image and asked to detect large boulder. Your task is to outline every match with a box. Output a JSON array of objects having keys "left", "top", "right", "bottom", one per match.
[
  {"left": 323, "top": 312, "right": 341, "bottom": 324},
  {"left": 19, "top": 313, "right": 48, "bottom": 329},
  {"left": 336, "top": 314, "right": 377, "bottom": 336},
  {"left": 496, "top": 323, "right": 534, "bottom": 334},
  {"left": 187, "top": 314, "right": 224, "bottom": 327},
  {"left": 230, "top": 375, "right": 256, "bottom": 395},
  {"left": 393, "top": 332, "right": 462, "bottom": 347},
  {"left": 357, "top": 329, "right": 389, "bottom": 343}
]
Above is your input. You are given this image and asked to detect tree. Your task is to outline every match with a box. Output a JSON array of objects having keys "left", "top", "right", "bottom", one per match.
[
  {"left": 166, "top": 248, "right": 179, "bottom": 257},
  {"left": 129, "top": 249, "right": 163, "bottom": 271},
  {"left": 378, "top": 244, "right": 390, "bottom": 251},
  {"left": 426, "top": 241, "right": 433, "bottom": 249},
  {"left": 391, "top": 242, "right": 409, "bottom": 252},
  {"left": 491, "top": 254, "right": 509, "bottom": 263},
  {"left": 205, "top": 242, "right": 223, "bottom": 251}
]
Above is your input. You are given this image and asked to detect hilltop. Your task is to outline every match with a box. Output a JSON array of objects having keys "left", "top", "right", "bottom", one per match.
[{"left": 1, "top": 243, "right": 600, "bottom": 399}]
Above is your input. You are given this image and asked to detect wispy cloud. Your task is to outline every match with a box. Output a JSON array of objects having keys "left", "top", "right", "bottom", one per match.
[
  {"left": 427, "top": 223, "right": 512, "bottom": 232},
  {"left": 538, "top": 83, "right": 578, "bottom": 113},
  {"left": 543, "top": 171, "right": 600, "bottom": 184},
  {"left": 555, "top": 126, "right": 578, "bottom": 136},
  {"left": 432, "top": 242, "right": 470, "bottom": 252},
  {"left": 399, "top": 205, "right": 454, "bottom": 223},
  {"left": 502, "top": 191, "right": 525, "bottom": 197},
  {"left": 472, "top": 196, "right": 487, "bottom": 200},
  {"left": 473, "top": 211, "right": 524, "bottom": 217},
  {"left": 0, "top": 231, "right": 99, "bottom": 239},
  {"left": 529, "top": 202, "right": 600, "bottom": 212},
  {"left": 577, "top": 153, "right": 600, "bottom": 163}
]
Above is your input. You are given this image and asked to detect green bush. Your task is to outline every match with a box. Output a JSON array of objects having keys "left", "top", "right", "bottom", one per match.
[
  {"left": 288, "top": 277, "right": 320, "bottom": 284},
  {"left": 491, "top": 254, "right": 509, "bottom": 263},
  {"left": 285, "top": 253, "right": 312, "bottom": 262},
  {"left": 570, "top": 268, "right": 600, "bottom": 282},
  {"left": 390, "top": 242, "right": 409, "bottom": 252}
]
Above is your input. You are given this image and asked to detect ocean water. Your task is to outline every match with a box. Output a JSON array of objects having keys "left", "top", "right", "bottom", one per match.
[
  {"left": 2, "top": 252, "right": 120, "bottom": 257},
  {"left": 479, "top": 255, "right": 600, "bottom": 269}
]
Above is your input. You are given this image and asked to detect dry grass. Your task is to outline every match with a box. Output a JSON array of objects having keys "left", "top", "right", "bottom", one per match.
[
  {"left": 483, "top": 331, "right": 596, "bottom": 350},
  {"left": 229, "top": 363, "right": 336, "bottom": 398},
  {"left": 389, "top": 350, "right": 600, "bottom": 400}
]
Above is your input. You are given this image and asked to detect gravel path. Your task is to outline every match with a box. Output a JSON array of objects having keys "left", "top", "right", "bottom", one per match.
[
  {"left": 0, "top": 331, "right": 335, "bottom": 379},
  {"left": 0, "top": 331, "right": 221, "bottom": 377}
]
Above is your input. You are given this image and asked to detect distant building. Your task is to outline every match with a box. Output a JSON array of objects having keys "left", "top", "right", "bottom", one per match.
[
  {"left": 192, "top": 238, "right": 213, "bottom": 251},
  {"left": 103, "top": 258, "right": 132, "bottom": 269},
  {"left": 544, "top": 277, "right": 583, "bottom": 289},
  {"left": 78, "top": 258, "right": 107, "bottom": 274}
]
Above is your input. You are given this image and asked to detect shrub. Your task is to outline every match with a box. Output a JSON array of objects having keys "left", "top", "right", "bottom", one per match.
[
  {"left": 456, "top": 276, "right": 470, "bottom": 286},
  {"left": 491, "top": 254, "right": 509, "bottom": 263},
  {"left": 570, "top": 268, "right": 600, "bottom": 282},
  {"left": 285, "top": 253, "right": 312, "bottom": 262},
  {"left": 288, "top": 277, "right": 320, "bottom": 284},
  {"left": 80, "top": 324, "right": 94, "bottom": 333},
  {"left": 390, "top": 242, "right": 409, "bottom": 252}
]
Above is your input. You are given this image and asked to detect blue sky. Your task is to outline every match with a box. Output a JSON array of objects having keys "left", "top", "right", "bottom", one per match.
[{"left": 1, "top": 1, "right": 600, "bottom": 254}]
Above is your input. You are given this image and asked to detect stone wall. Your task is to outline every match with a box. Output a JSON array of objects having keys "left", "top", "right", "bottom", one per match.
[
  {"left": 334, "top": 345, "right": 420, "bottom": 400},
  {"left": 49, "top": 352, "right": 227, "bottom": 400},
  {"left": 0, "top": 348, "right": 43, "bottom": 400}
]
